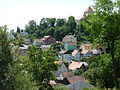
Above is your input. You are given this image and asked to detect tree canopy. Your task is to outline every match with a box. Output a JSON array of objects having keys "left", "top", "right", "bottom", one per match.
[{"left": 81, "top": 0, "right": 120, "bottom": 88}]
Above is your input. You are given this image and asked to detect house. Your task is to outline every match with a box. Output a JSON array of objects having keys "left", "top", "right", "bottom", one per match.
[
  {"left": 59, "top": 50, "right": 72, "bottom": 62},
  {"left": 20, "top": 32, "right": 28, "bottom": 37},
  {"left": 42, "top": 36, "right": 56, "bottom": 45},
  {"left": 80, "top": 44, "right": 92, "bottom": 51},
  {"left": 33, "top": 39, "right": 44, "bottom": 46},
  {"left": 68, "top": 61, "right": 88, "bottom": 72},
  {"left": 33, "top": 36, "right": 56, "bottom": 46},
  {"left": 15, "top": 45, "right": 28, "bottom": 56},
  {"left": 81, "top": 6, "right": 93, "bottom": 19},
  {"left": 54, "top": 61, "right": 67, "bottom": 80},
  {"left": 63, "top": 35, "right": 77, "bottom": 50},
  {"left": 59, "top": 49, "right": 81, "bottom": 63},
  {"left": 63, "top": 35, "right": 77, "bottom": 45},
  {"left": 64, "top": 42, "right": 76, "bottom": 50},
  {"left": 60, "top": 72, "right": 91, "bottom": 90},
  {"left": 80, "top": 44, "right": 92, "bottom": 57},
  {"left": 60, "top": 72, "right": 74, "bottom": 80},
  {"left": 96, "top": 46, "right": 106, "bottom": 55}
]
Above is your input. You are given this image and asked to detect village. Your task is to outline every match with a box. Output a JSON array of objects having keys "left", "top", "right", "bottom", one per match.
[
  {"left": 6, "top": 7, "right": 108, "bottom": 90},
  {"left": 12, "top": 34, "right": 106, "bottom": 90},
  {"left": 1, "top": 0, "right": 120, "bottom": 89}
]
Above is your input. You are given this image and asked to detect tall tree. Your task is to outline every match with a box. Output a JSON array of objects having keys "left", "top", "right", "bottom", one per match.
[
  {"left": 16, "top": 26, "right": 21, "bottom": 33},
  {"left": 27, "top": 46, "right": 58, "bottom": 90},
  {"left": 0, "top": 26, "right": 14, "bottom": 89},
  {"left": 25, "top": 20, "right": 38, "bottom": 35},
  {"left": 82, "top": 0, "right": 120, "bottom": 88},
  {"left": 67, "top": 16, "right": 76, "bottom": 34}
]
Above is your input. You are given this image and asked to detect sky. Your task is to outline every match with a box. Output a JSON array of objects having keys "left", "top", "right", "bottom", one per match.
[{"left": 0, "top": 0, "right": 94, "bottom": 30}]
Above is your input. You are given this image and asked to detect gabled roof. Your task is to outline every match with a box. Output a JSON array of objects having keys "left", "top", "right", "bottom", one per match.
[
  {"left": 24, "top": 38, "right": 31, "bottom": 42},
  {"left": 66, "top": 76, "right": 88, "bottom": 84},
  {"left": 80, "top": 44, "right": 92, "bottom": 47},
  {"left": 34, "top": 39, "right": 43, "bottom": 42},
  {"left": 62, "top": 72, "right": 74, "bottom": 77},
  {"left": 43, "top": 35, "right": 55, "bottom": 41},
  {"left": 63, "top": 35, "right": 75, "bottom": 39},
  {"left": 64, "top": 50, "right": 73, "bottom": 54},
  {"left": 43, "top": 36, "right": 50, "bottom": 39},
  {"left": 59, "top": 50, "right": 67, "bottom": 54},
  {"left": 72, "top": 50, "right": 79, "bottom": 56},
  {"left": 59, "top": 50, "right": 73, "bottom": 54},
  {"left": 68, "top": 61, "right": 88, "bottom": 70},
  {"left": 85, "top": 6, "right": 93, "bottom": 12},
  {"left": 81, "top": 13, "right": 87, "bottom": 19}
]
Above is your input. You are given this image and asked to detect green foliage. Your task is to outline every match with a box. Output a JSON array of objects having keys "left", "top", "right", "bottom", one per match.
[
  {"left": 82, "top": 87, "right": 100, "bottom": 90},
  {"left": 0, "top": 26, "right": 14, "bottom": 90},
  {"left": 67, "top": 16, "right": 76, "bottom": 34},
  {"left": 74, "top": 69, "right": 85, "bottom": 76},
  {"left": 81, "top": 0, "right": 120, "bottom": 88},
  {"left": 50, "top": 43, "right": 63, "bottom": 51},
  {"left": 24, "top": 16, "right": 82, "bottom": 41},
  {"left": 53, "top": 84, "right": 68, "bottom": 90},
  {"left": 27, "top": 46, "right": 58, "bottom": 90},
  {"left": 82, "top": 54, "right": 114, "bottom": 88},
  {"left": 11, "top": 55, "right": 38, "bottom": 90}
]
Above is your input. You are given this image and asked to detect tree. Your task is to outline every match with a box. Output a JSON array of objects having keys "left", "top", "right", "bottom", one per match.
[
  {"left": 11, "top": 54, "right": 38, "bottom": 90},
  {"left": 56, "top": 19, "right": 66, "bottom": 27},
  {"left": 0, "top": 26, "right": 14, "bottom": 89},
  {"left": 82, "top": 54, "right": 114, "bottom": 88},
  {"left": 25, "top": 20, "right": 37, "bottom": 34},
  {"left": 16, "top": 26, "right": 21, "bottom": 33},
  {"left": 27, "top": 46, "right": 58, "bottom": 90},
  {"left": 82, "top": 0, "right": 120, "bottom": 88},
  {"left": 67, "top": 16, "right": 76, "bottom": 34},
  {"left": 48, "top": 18, "right": 56, "bottom": 27},
  {"left": 51, "top": 43, "right": 63, "bottom": 51}
]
